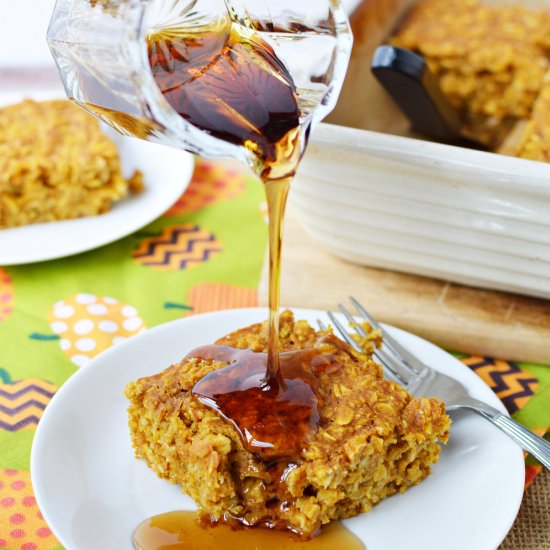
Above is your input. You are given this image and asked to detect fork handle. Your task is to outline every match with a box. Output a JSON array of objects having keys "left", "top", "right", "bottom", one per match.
[{"left": 472, "top": 405, "right": 550, "bottom": 470}]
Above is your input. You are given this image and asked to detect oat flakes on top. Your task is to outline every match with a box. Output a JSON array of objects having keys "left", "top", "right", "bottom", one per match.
[{"left": 126, "top": 310, "right": 450, "bottom": 538}]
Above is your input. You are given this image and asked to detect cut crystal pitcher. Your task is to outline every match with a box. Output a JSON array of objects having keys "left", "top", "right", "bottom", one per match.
[
  {"left": 46, "top": 0, "right": 352, "bottom": 171},
  {"left": 48, "top": 0, "right": 353, "bottom": 382}
]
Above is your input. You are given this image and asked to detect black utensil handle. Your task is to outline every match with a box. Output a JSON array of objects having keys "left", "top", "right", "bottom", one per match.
[{"left": 371, "top": 45, "right": 465, "bottom": 142}]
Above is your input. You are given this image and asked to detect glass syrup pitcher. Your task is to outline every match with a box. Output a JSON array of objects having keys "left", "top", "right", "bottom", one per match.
[
  {"left": 47, "top": 0, "right": 352, "bottom": 174},
  {"left": 47, "top": 0, "right": 352, "bottom": 383}
]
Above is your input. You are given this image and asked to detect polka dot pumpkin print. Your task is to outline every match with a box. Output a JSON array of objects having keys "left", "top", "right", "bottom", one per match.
[
  {"left": 133, "top": 224, "right": 222, "bottom": 271},
  {"left": 48, "top": 294, "right": 146, "bottom": 368},
  {"left": 0, "top": 469, "right": 59, "bottom": 549},
  {"left": 164, "top": 159, "right": 245, "bottom": 217},
  {"left": 0, "top": 269, "right": 14, "bottom": 323}
]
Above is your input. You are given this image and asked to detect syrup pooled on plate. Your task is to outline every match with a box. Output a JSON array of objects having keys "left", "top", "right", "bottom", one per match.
[{"left": 133, "top": 511, "right": 365, "bottom": 550}]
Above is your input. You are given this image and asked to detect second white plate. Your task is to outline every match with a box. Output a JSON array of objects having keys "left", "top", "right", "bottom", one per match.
[
  {"left": 0, "top": 91, "right": 194, "bottom": 265},
  {"left": 31, "top": 308, "right": 525, "bottom": 550}
]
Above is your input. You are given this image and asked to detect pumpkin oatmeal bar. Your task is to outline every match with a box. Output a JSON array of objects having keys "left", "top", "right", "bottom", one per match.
[
  {"left": 0, "top": 99, "right": 142, "bottom": 228},
  {"left": 126, "top": 311, "right": 450, "bottom": 538}
]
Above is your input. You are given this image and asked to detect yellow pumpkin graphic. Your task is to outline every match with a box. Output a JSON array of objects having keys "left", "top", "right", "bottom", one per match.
[{"left": 48, "top": 294, "right": 145, "bottom": 367}]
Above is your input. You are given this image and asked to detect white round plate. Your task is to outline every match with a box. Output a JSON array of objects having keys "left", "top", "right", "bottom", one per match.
[
  {"left": 31, "top": 308, "right": 525, "bottom": 550},
  {"left": 0, "top": 91, "right": 194, "bottom": 265}
]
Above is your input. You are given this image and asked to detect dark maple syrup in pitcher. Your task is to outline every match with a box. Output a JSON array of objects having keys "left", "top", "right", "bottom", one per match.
[{"left": 138, "top": 21, "right": 363, "bottom": 550}]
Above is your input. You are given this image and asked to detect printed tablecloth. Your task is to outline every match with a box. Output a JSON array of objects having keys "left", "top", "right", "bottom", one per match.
[{"left": 0, "top": 158, "right": 548, "bottom": 550}]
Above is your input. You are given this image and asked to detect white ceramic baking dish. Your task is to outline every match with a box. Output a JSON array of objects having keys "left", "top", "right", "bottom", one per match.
[{"left": 292, "top": 0, "right": 550, "bottom": 299}]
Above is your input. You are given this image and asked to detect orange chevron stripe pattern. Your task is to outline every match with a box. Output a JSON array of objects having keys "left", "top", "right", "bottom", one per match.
[
  {"left": 164, "top": 159, "right": 245, "bottom": 217},
  {"left": 461, "top": 357, "right": 538, "bottom": 414},
  {"left": 188, "top": 283, "right": 258, "bottom": 315},
  {"left": 133, "top": 224, "right": 222, "bottom": 271},
  {"left": 0, "top": 268, "right": 14, "bottom": 323},
  {"left": 0, "top": 378, "right": 57, "bottom": 431}
]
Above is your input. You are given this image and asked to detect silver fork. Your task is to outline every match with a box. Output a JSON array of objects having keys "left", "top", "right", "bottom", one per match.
[{"left": 324, "top": 296, "right": 550, "bottom": 471}]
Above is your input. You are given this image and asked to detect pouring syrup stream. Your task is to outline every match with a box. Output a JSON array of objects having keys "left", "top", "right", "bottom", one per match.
[{"left": 131, "top": 19, "right": 366, "bottom": 549}]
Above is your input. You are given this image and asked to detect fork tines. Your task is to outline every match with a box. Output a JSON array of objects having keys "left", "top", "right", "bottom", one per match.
[{"left": 326, "top": 297, "right": 428, "bottom": 387}]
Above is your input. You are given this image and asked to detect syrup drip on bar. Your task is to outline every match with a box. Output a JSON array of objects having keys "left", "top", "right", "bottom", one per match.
[{"left": 191, "top": 345, "right": 324, "bottom": 460}]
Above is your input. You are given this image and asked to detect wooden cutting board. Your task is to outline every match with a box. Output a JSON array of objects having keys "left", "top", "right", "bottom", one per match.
[{"left": 259, "top": 205, "right": 550, "bottom": 365}]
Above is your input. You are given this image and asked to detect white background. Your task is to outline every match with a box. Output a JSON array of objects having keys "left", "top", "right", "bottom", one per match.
[
  {"left": 0, "top": 0, "right": 57, "bottom": 67},
  {"left": 0, "top": 0, "right": 361, "bottom": 68}
]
